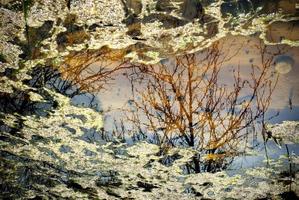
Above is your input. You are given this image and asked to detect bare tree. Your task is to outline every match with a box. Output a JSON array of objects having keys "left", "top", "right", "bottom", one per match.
[
  {"left": 54, "top": 39, "right": 281, "bottom": 173},
  {"left": 123, "top": 41, "right": 279, "bottom": 173},
  {"left": 58, "top": 48, "right": 134, "bottom": 94}
]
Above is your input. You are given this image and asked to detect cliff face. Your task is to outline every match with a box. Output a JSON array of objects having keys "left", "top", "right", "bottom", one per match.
[{"left": 1, "top": 0, "right": 299, "bottom": 199}]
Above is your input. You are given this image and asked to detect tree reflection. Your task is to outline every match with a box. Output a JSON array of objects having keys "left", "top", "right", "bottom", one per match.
[
  {"left": 59, "top": 48, "right": 133, "bottom": 94},
  {"left": 54, "top": 40, "right": 283, "bottom": 173},
  {"left": 123, "top": 41, "right": 280, "bottom": 173}
]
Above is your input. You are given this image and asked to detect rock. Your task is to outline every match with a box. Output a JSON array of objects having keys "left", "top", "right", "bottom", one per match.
[{"left": 182, "top": 0, "right": 204, "bottom": 20}]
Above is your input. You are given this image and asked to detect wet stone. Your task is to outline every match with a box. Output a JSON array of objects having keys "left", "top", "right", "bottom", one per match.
[
  {"left": 200, "top": 0, "right": 217, "bottom": 7},
  {"left": 1, "top": 0, "right": 299, "bottom": 199},
  {"left": 21, "top": 20, "right": 55, "bottom": 59},
  {"left": 88, "top": 23, "right": 102, "bottom": 31},
  {"left": 38, "top": 147, "right": 60, "bottom": 160},
  {"left": 123, "top": 13, "right": 142, "bottom": 36}
]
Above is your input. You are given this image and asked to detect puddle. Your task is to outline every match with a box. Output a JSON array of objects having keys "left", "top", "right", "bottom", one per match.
[
  {"left": 1, "top": 1, "right": 299, "bottom": 199},
  {"left": 66, "top": 34, "right": 299, "bottom": 173}
]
